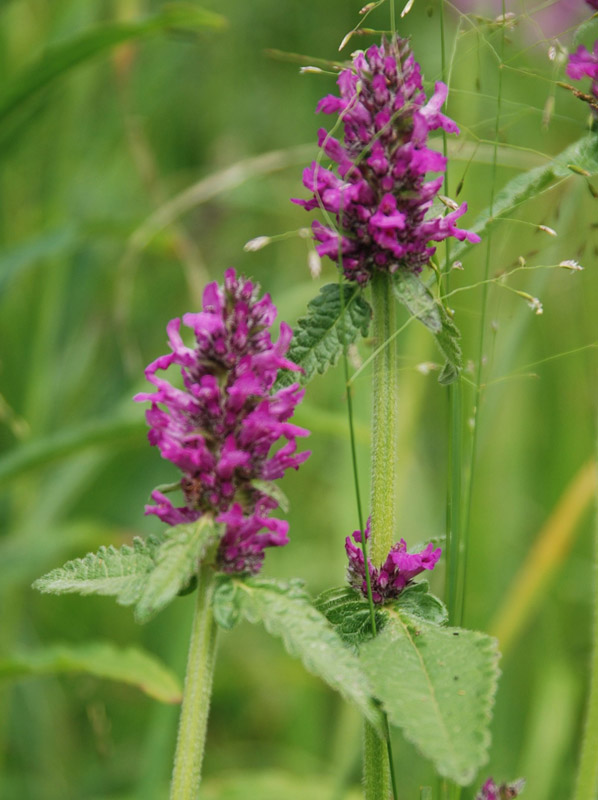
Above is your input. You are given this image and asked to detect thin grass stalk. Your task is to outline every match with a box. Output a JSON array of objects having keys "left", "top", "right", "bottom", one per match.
[
  {"left": 460, "top": 0, "right": 506, "bottom": 628},
  {"left": 438, "top": 4, "right": 465, "bottom": 798},
  {"left": 572, "top": 426, "right": 598, "bottom": 800},
  {"left": 169, "top": 563, "right": 218, "bottom": 800},
  {"left": 436, "top": 0, "right": 461, "bottom": 629}
]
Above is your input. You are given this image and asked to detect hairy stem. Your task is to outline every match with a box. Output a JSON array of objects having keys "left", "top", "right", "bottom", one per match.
[
  {"left": 170, "top": 564, "right": 218, "bottom": 800},
  {"left": 364, "top": 722, "right": 390, "bottom": 800},
  {"left": 363, "top": 270, "right": 400, "bottom": 800},
  {"left": 369, "top": 270, "right": 399, "bottom": 566},
  {"left": 573, "top": 430, "right": 598, "bottom": 800}
]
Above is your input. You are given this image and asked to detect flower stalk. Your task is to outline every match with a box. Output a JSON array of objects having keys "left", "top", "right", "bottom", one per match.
[
  {"left": 170, "top": 563, "right": 218, "bottom": 800},
  {"left": 363, "top": 270, "right": 400, "bottom": 800},
  {"left": 369, "top": 270, "right": 399, "bottom": 567}
]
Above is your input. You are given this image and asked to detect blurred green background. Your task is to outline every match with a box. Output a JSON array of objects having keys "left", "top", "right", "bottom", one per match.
[{"left": 0, "top": 1, "right": 597, "bottom": 798}]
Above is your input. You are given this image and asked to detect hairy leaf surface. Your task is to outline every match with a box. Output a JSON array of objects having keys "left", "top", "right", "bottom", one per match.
[
  {"left": 275, "top": 283, "right": 371, "bottom": 388},
  {"left": 213, "top": 577, "right": 383, "bottom": 732},
  {"left": 314, "top": 586, "right": 384, "bottom": 647},
  {"left": 0, "top": 641, "right": 182, "bottom": 703},
  {"left": 33, "top": 534, "right": 164, "bottom": 606},
  {"left": 315, "top": 582, "right": 448, "bottom": 647},
  {"left": 135, "top": 517, "right": 216, "bottom": 623},
  {"left": 360, "top": 610, "right": 500, "bottom": 784},
  {"left": 392, "top": 272, "right": 462, "bottom": 384}
]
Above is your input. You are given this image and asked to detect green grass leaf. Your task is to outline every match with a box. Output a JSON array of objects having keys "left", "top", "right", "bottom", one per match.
[
  {"left": 0, "top": 4, "right": 226, "bottom": 125},
  {"left": 275, "top": 283, "right": 372, "bottom": 389},
  {"left": 33, "top": 534, "right": 165, "bottom": 606},
  {"left": 0, "top": 641, "right": 182, "bottom": 703},
  {"left": 134, "top": 517, "right": 216, "bottom": 623},
  {"left": 217, "top": 577, "right": 383, "bottom": 732},
  {"left": 451, "top": 133, "right": 598, "bottom": 262},
  {"left": 360, "top": 611, "right": 500, "bottom": 785},
  {"left": 392, "top": 272, "right": 462, "bottom": 384},
  {"left": 0, "top": 415, "right": 144, "bottom": 489}
]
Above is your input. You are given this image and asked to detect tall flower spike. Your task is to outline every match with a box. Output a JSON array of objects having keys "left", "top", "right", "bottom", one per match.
[
  {"left": 293, "top": 35, "right": 480, "bottom": 284},
  {"left": 345, "top": 518, "right": 441, "bottom": 604},
  {"left": 135, "top": 268, "right": 310, "bottom": 575}
]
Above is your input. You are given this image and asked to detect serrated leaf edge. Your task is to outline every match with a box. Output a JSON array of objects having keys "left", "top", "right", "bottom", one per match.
[{"left": 384, "top": 610, "right": 501, "bottom": 784}]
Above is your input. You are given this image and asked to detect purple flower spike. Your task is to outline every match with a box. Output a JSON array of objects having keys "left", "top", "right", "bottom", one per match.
[
  {"left": 293, "top": 36, "right": 479, "bottom": 285},
  {"left": 135, "top": 268, "right": 310, "bottom": 575},
  {"left": 567, "top": 42, "right": 598, "bottom": 100},
  {"left": 475, "top": 778, "right": 525, "bottom": 800},
  {"left": 345, "top": 518, "right": 441, "bottom": 604}
]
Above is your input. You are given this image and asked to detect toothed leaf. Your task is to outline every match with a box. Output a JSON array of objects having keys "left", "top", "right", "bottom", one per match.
[
  {"left": 276, "top": 283, "right": 371, "bottom": 388},
  {"left": 33, "top": 534, "right": 164, "bottom": 606}
]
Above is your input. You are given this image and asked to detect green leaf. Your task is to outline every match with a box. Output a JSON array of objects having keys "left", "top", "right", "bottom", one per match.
[
  {"left": 212, "top": 576, "right": 243, "bottom": 630},
  {"left": 315, "top": 583, "right": 448, "bottom": 645},
  {"left": 573, "top": 16, "right": 598, "bottom": 47},
  {"left": 392, "top": 272, "right": 462, "bottom": 384},
  {"left": 0, "top": 521, "right": 108, "bottom": 593},
  {"left": 451, "top": 133, "right": 598, "bottom": 262},
  {"left": 250, "top": 478, "right": 290, "bottom": 513},
  {"left": 0, "top": 4, "right": 226, "bottom": 125},
  {"left": 314, "top": 586, "right": 385, "bottom": 647},
  {"left": 0, "top": 225, "right": 78, "bottom": 294},
  {"left": 218, "top": 577, "right": 384, "bottom": 732},
  {"left": 0, "top": 414, "right": 144, "bottom": 489},
  {"left": 135, "top": 517, "right": 217, "bottom": 623},
  {"left": 0, "top": 641, "right": 182, "bottom": 703},
  {"left": 360, "top": 610, "right": 500, "bottom": 785},
  {"left": 275, "top": 283, "right": 371, "bottom": 389},
  {"left": 394, "top": 582, "right": 448, "bottom": 627},
  {"left": 33, "top": 534, "right": 165, "bottom": 606}
]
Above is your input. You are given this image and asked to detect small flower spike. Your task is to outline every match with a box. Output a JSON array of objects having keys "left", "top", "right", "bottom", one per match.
[
  {"left": 135, "top": 269, "right": 310, "bottom": 575},
  {"left": 475, "top": 777, "right": 526, "bottom": 800},
  {"left": 345, "top": 518, "right": 441, "bottom": 603},
  {"left": 294, "top": 35, "right": 479, "bottom": 284}
]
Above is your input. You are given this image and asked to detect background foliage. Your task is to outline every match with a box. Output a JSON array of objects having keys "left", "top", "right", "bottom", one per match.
[{"left": 0, "top": 0, "right": 597, "bottom": 798}]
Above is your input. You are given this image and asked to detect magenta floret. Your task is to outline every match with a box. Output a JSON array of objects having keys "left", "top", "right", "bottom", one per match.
[
  {"left": 135, "top": 268, "right": 310, "bottom": 575},
  {"left": 475, "top": 778, "right": 525, "bottom": 800},
  {"left": 567, "top": 41, "right": 598, "bottom": 100},
  {"left": 293, "top": 35, "right": 479, "bottom": 284},
  {"left": 345, "top": 518, "right": 441, "bottom": 604}
]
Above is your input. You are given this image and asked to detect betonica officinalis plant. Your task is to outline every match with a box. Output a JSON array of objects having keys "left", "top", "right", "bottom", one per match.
[{"left": 18, "top": 0, "right": 597, "bottom": 798}]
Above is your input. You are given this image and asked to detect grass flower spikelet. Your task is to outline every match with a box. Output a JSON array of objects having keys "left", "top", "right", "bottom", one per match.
[{"left": 135, "top": 268, "right": 310, "bottom": 575}]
